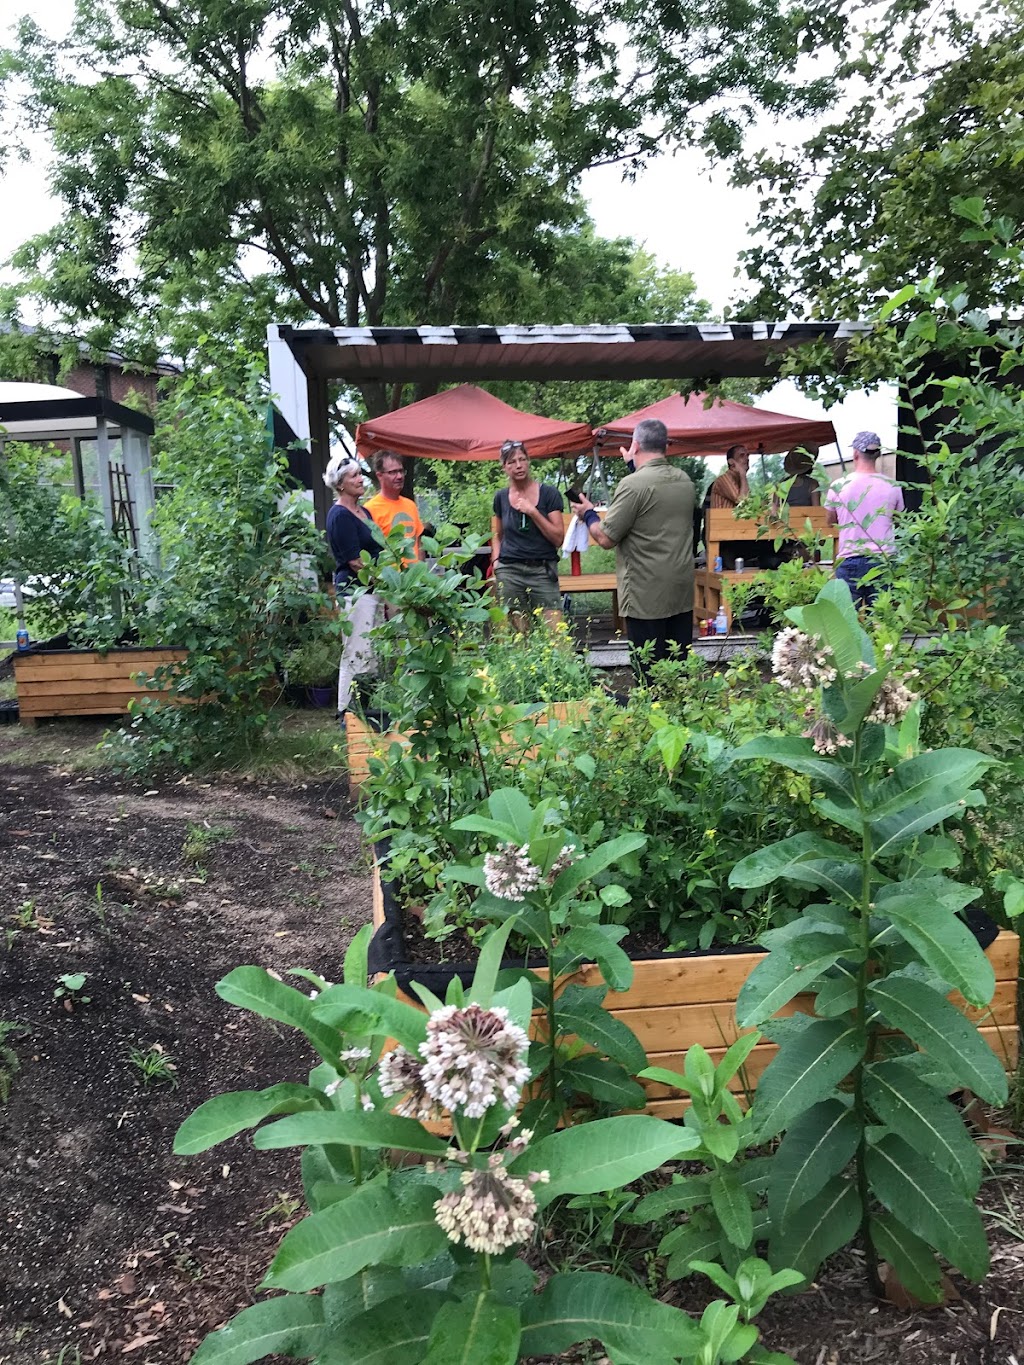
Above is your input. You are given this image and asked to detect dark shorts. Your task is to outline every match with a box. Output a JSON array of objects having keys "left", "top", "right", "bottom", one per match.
[{"left": 494, "top": 560, "right": 562, "bottom": 612}]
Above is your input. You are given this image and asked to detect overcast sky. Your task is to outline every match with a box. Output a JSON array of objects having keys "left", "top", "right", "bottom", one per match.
[{"left": 0, "top": 0, "right": 894, "bottom": 453}]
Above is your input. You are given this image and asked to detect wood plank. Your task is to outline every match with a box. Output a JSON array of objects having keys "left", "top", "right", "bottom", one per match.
[
  {"left": 15, "top": 660, "right": 183, "bottom": 683},
  {"left": 17, "top": 677, "right": 180, "bottom": 698},
  {"left": 557, "top": 573, "right": 618, "bottom": 592},
  {"left": 15, "top": 650, "right": 184, "bottom": 679}
]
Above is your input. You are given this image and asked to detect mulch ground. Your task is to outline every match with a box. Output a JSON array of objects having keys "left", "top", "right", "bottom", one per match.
[{"left": 1, "top": 749, "right": 1022, "bottom": 1365}]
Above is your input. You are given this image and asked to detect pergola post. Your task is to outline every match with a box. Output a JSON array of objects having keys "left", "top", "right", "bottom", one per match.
[{"left": 96, "top": 415, "right": 115, "bottom": 535}]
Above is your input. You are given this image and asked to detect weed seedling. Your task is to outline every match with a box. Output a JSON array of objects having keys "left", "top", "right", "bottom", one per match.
[
  {"left": 53, "top": 973, "right": 91, "bottom": 1007},
  {"left": 128, "top": 1043, "right": 179, "bottom": 1088},
  {"left": 0, "top": 1021, "right": 26, "bottom": 1102},
  {"left": 255, "top": 1191, "right": 302, "bottom": 1226},
  {"left": 181, "top": 821, "right": 233, "bottom": 867}
]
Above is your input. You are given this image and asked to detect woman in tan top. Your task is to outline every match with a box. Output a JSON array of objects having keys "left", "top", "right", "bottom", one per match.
[{"left": 708, "top": 444, "right": 750, "bottom": 509}]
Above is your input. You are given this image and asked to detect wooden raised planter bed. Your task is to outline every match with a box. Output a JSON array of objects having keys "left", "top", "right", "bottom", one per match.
[
  {"left": 368, "top": 862, "right": 1019, "bottom": 1116},
  {"left": 14, "top": 645, "right": 187, "bottom": 726},
  {"left": 345, "top": 702, "right": 589, "bottom": 793}
]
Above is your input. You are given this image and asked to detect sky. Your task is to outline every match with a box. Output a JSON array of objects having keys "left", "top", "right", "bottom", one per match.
[{"left": 0, "top": 0, "right": 894, "bottom": 456}]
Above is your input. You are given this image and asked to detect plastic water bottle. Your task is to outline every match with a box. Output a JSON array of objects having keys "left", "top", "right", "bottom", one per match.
[
  {"left": 713, "top": 555, "right": 723, "bottom": 573},
  {"left": 16, "top": 628, "right": 29, "bottom": 651},
  {"left": 714, "top": 607, "right": 728, "bottom": 636}
]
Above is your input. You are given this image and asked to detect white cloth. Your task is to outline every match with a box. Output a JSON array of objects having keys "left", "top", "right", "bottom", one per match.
[
  {"left": 561, "top": 513, "right": 592, "bottom": 557},
  {"left": 337, "top": 591, "right": 379, "bottom": 712}
]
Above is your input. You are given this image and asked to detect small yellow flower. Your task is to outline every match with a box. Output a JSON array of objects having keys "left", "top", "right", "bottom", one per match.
[{"left": 704, "top": 829, "right": 717, "bottom": 840}]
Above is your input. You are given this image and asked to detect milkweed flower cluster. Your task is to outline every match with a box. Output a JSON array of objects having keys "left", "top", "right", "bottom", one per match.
[
  {"left": 434, "top": 1154, "right": 547, "bottom": 1254},
  {"left": 484, "top": 843, "right": 543, "bottom": 900},
  {"left": 420, "top": 1004, "right": 531, "bottom": 1117},
  {"left": 802, "top": 707, "right": 853, "bottom": 757},
  {"left": 547, "top": 844, "right": 581, "bottom": 884},
  {"left": 379, "top": 1003, "right": 530, "bottom": 1121},
  {"left": 378, "top": 1045, "right": 443, "bottom": 1122},
  {"left": 771, "top": 627, "right": 838, "bottom": 690},
  {"left": 866, "top": 671, "right": 919, "bottom": 726}
]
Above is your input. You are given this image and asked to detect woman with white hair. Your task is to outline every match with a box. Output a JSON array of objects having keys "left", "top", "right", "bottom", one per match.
[{"left": 323, "top": 454, "right": 382, "bottom": 715}]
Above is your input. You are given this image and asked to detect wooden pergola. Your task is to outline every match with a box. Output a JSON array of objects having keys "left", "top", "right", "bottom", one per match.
[{"left": 266, "top": 320, "right": 877, "bottom": 528}]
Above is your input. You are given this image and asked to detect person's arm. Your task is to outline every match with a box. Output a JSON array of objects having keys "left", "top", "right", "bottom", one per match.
[
  {"left": 810, "top": 486, "right": 822, "bottom": 508},
  {"left": 823, "top": 484, "right": 839, "bottom": 527},
  {"left": 327, "top": 507, "right": 361, "bottom": 573},
  {"left": 575, "top": 488, "right": 631, "bottom": 551},
  {"left": 507, "top": 488, "right": 564, "bottom": 548},
  {"left": 490, "top": 514, "right": 502, "bottom": 564}
]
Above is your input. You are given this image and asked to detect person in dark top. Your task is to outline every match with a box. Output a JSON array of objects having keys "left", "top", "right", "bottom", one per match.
[
  {"left": 783, "top": 447, "right": 821, "bottom": 507},
  {"left": 490, "top": 439, "right": 565, "bottom": 628},
  {"left": 324, "top": 454, "right": 383, "bottom": 715}
]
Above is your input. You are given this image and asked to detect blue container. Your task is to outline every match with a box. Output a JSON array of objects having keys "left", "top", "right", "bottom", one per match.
[
  {"left": 713, "top": 555, "right": 723, "bottom": 573},
  {"left": 15, "top": 628, "right": 30, "bottom": 651}
]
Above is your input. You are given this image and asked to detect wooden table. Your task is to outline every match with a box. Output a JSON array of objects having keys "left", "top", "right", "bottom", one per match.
[{"left": 558, "top": 572, "right": 623, "bottom": 633}]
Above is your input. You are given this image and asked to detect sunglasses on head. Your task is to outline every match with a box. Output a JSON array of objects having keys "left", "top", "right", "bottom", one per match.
[{"left": 500, "top": 440, "right": 526, "bottom": 457}]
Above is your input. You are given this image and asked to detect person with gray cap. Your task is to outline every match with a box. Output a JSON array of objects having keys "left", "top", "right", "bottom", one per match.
[{"left": 824, "top": 431, "right": 904, "bottom": 609}]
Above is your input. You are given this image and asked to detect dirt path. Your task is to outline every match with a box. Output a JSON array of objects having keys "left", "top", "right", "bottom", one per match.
[{"left": 0, "top": 762, "right": 369, "bottom": 1363}]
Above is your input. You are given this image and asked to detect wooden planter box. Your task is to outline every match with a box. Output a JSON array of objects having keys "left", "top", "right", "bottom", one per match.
[
  {"left": 14, "top": 645, "right": 187, "bottom": 726},
  {"left": 369, "top": 862, "right": 1019, "bottom": 1116},
  {"left": 345, "top": 702, "right": 589, "bottom": 793}
]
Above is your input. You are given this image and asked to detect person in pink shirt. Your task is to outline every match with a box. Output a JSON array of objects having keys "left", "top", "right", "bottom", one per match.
[{"left": 824, "top": 431, "right": 904, "bottom": 608}]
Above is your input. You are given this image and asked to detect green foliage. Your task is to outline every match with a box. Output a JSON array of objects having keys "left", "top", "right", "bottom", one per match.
[
  {"left": 0, "top": 1020, "right": 25, "bottom": 1103},
  {"left": 482, "top": 618, "right": 594, "bottom": 704},
  {"left": 728, "top": 579, "right": 1006, "bottom": 1298},
  {"left": 0, "top": 441, "right": 143, "bottom": 647},
  {"left": 127, "top": 1043, "right": 179, "bottom": 1088},
  {"left": 446, "top": 787, "right": 647, "bottom": 1122},
  {"left": 173, "top": 922, "right": 794, "bottom": 1365},
  {"left": 110, "top": 358, "right": 332, "bottom": 771}
]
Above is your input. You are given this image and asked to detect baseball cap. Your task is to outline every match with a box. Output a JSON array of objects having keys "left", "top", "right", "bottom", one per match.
[{"left": 852, "top": 430, "right": 882, "bottom": 453}]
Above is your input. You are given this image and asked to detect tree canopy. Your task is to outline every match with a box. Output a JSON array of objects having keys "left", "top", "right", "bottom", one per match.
[
  {"left": 0, "top": 0, "right": 839, "bottom": 414},
  {"left": 735, "top": 0, "right": 1024, "bottom": 318}
]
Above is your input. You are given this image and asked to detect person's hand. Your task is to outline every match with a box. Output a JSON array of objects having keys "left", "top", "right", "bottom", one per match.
[
  {"left": 619, "top": 439, "right": 638, "bottom": 462},
  {"left": 575, "top": 492, "right": 595, "bottom": 514},
  {"left": 507, "top": 489, "right": 530, "bottom": 514}
]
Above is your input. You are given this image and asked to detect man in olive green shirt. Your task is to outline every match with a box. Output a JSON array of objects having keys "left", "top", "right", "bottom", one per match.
[{"left": 576, "top": 418, "right": 695, "bottom": 678}]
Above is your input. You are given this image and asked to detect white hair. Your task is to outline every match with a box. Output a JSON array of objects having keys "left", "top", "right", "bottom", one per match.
[{"left": 323, "top": 454, "right": 362, "bottom": 491}]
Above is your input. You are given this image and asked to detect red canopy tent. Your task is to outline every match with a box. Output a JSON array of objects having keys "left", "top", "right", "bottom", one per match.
[
  {"left": 596, "top": 391, "right": 837, "bottom": 459},
  {"left": 355, "top": 384, "right": 593, "bottom": 462}
]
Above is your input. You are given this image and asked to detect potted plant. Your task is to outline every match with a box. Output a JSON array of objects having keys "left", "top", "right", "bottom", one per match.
[{"left": 283, "top": 635, "right": 342, "bottom": 709}]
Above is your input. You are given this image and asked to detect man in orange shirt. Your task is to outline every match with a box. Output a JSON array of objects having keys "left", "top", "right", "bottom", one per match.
[{"left": 363, "top": 450, "right": 424, "bottom": 562}]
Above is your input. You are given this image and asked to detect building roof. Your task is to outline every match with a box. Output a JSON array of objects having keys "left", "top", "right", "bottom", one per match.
[{"left": 271, "top": 321, "right": 873, "bottom": 384}]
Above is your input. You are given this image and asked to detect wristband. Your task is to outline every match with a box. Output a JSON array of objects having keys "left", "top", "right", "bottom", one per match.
[{"left": 583, "top": 509, "right": 600, "bottom": 528}]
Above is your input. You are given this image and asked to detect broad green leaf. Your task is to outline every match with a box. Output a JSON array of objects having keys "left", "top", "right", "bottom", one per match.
[
  {"left": 550, "top": 831, "right": 647, "bottom": 901},
  {"left": 718, "top": 1029, "right": 763, "bottom": 1085},
  {"left": 729, "top": 834, "right": 857, "bottom": 892},
  {"left": 769, "top": 1175, "right": 861, "bottom": 1281},
  {"left": 318, "top": 1290, "right": 448, "bottom": 1364},
  {"left": 561, "top": 1055, "right": 646, "bottom": 1109},
  {"left": 769, "top": 1099, "right": 860, "bottom": 1232},
  {"left": 797, "top": 595, "right": 873, "bottom": 679},
  {"left": 868, "top": 1213, "right": 945, "bottom": 1306},
  {"left": 322, "top": 1266, "right": 407, "bottom": 1325},
  {"left": 216, "top": 967, "right": 340, "bottom": 1064},
  {"left": 174, "top": 1084, "right": 325, "bottom": 1155},
  {"left": 875, "top": 886, "right": 993, "bottom": 1006},
  {"left": 511, "top": 1116, "right": 700, "bottom": 1206},
  {"left": 754, "top": 1019, "right": 866, "bottom": 1140},
  {"left": 449, "top": 815, "right": 523, "bottom": 841},
  {"left": 470, "top": 917, "right": 518, "bottom": 1008},
  {"left": 661, "top": 1221, "right": 726, "bottom": 1279},
  {"left": 867, "top": 977, "right": 1008, "bottom": 1105},
  {"left": 731, "top": 736, "right": 854, "bottom": 799},
  {"left": 343, "top": 924, "right": 373, "bottom": 989},
  {"left": 312, "top": 984, "right": 428, "bottom": 1052},
  {"left": 487, "top": 787, "right": 535, "bottom": 840},
  {"left": 737, "top": 942, "right": 848, "bottom": 1029},
  {"left": 519, "top": 1271, "right": 701, "bottom": 1363},
  {"left": 813, "top": 965, "right": 860, "bottom": 1017},
  {"left": 560, "top": 924, "right": 633, "bottom": 993},
  {"left": 555, "top": 994, "right": 647, "bottom": 1074},
  {"left": 633, "top": 1175, "right": 711, "bottom": 1222},
  {"left": 448, "top": 1260, "right": 536, "bottom": 1307},
  {"left": 422, "top": 1294, "right": 520, "bottom": 1365},
  {"left": 711, "top": 1170, "right": 754, "bottom": 1248},
  {"left": 869, "top": 751, "right": 994, "bottom": 820},
  {"left": 865, "top": 1134, "right": 990, "bottom": 1280},
  {"left": 263, "top": 1183, "right": 446, "bottom": 1292},
  {"left": 191, "top": 1294, "right": 324, "bottom": 1365},
  {"left": 254, "top": 1110, "right": 448, "bottom": 1157}
]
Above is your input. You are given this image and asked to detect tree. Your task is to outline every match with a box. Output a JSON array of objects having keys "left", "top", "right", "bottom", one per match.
[
  {"left": 734, "top": 0, "right": 1024, "bottom": 318},
  {"left": 0, "top": 0, "right": 840, "bottom": 417}
]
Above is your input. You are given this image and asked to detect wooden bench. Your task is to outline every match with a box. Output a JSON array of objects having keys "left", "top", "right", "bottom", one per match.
[{"left": 558, "top": 572, "right": 623, "bottom": 633}]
